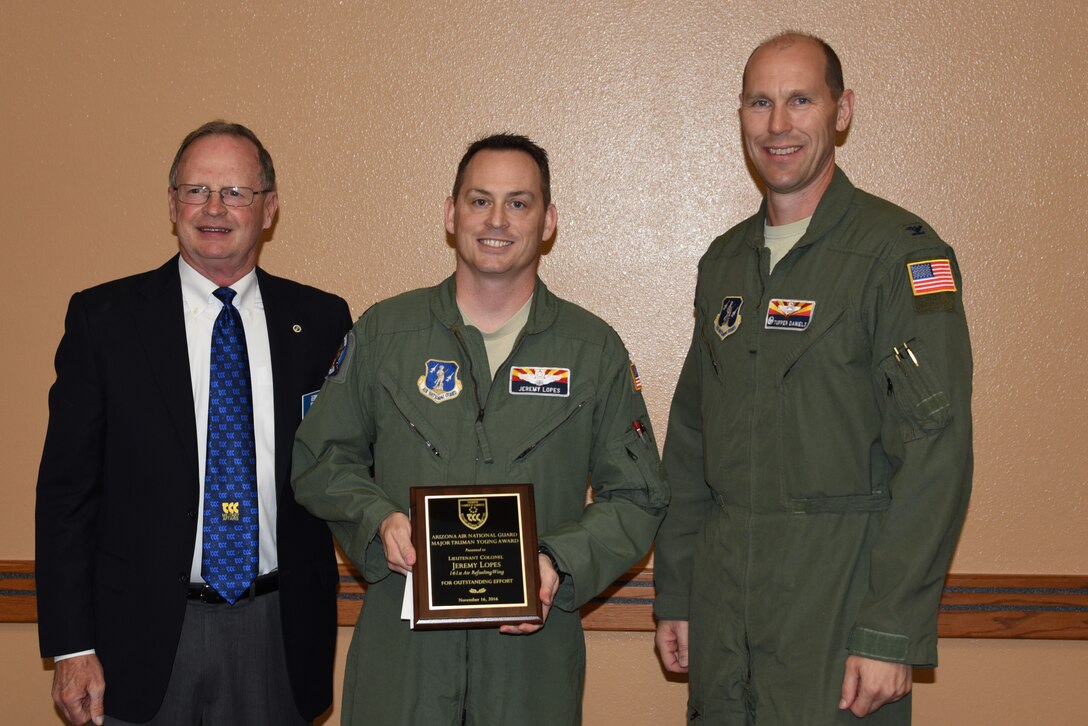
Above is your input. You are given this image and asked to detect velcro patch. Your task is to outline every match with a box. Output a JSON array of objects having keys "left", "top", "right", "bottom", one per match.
[
  {"left": 765, "top": 299, "right": 815, "bottom": 331},
  {"left": 326, "top": 332, "right": 353, "bottom": 382},
  {"left": 913, "top": 292, "right": 955, "bottom": 314},
  {"left": 510, "top": 367, "right": 570, "bottom": 397},
  {"left": 418, "top": 359, "right": 462, "bottom": 403},
  {"left": 301, "top": 390, "right": 320, "bottom": 417},
  {"left": 907, "top": 259, "right": 956, "bottom": 296}
]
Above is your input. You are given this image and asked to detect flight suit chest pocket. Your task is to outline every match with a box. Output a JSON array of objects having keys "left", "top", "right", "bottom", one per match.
[
  {"left": 378, "top": 370, "right": 449, "bottom": 462},
  {"left": 879, "top": 338, "right": 953, "bottom": 442},
  {"left": 509, "top": 395, "right": 592, "bottom": 464}
]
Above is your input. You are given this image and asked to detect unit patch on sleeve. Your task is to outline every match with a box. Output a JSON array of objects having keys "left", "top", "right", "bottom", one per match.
[
  {"left": 907, "top": 259, "right": 957, "bottom": 296},
  {"left": 418, "top": 359, "right": 462, "bottom": 403},
  {"left": 301, "top": 390, "right": 320, "bottom": 417},
  {"left": 714, "top": 296, "right": 743, "bottom": 340},
  {"left": 764, "top": 299, "right": 815, "bottom": 331},
  {"left": 509, "top": 367, "right": 570, "bottom": 397},
  {"left": 326, "top": 331, "right": 353, "bottom": 383}
]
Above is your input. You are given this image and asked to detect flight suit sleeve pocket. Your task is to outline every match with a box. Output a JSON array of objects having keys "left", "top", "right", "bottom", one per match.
[
  {"left": 879, "top": 338, "right": 953, "bottom": 442},
  {"left": 605, "top": 426, "right": 668, "bottom": 509}
]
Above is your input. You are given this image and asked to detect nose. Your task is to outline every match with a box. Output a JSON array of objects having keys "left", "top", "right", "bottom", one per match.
[
  {"left": 203, "top": 190, "right": 227, "bottom": 215},
  {"left": 486, "top": 203, "right": 507, "bottom": 229},
  {"left": 768, "top": 104, "right": 790, "bottom": 136}
]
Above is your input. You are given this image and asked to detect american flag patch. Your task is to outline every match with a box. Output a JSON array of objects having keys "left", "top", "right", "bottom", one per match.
[
  {"left": 629, "top": 361, "right": 642, "bottom": 392},
  {"left": 907, "top": 259, "right": 956, "bottom": 296}
]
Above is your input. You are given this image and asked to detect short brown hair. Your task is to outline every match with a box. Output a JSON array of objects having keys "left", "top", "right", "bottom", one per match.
[{"left": 452, "top": 133, "right": 551, "bottom": 207}]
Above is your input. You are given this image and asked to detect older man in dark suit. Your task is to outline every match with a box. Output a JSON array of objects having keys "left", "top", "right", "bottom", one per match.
[{"left": 35, "top": 121, "right": 352, "bottom": 725}]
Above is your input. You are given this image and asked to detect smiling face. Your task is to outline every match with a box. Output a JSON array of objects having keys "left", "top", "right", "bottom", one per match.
[
  {"left": 739, "top": 36, "right": 853, "bottom": 220},
  {"left": 444, "top": 149, "right": 557, "bottom": 289},
  {"left": 168, "top": 134, "right": 278, "bottom": 286}
]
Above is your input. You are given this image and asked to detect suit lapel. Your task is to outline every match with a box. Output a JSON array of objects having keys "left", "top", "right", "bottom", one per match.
[
  {"left": 134, "top": 257, "right": 199, "bottom": 482},
  {"left": 257, "top": 268, "right": 297, "bottom": 498}
]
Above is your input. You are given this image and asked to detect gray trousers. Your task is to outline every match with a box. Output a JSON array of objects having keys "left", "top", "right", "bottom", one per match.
[{"left": 105, "top": 590, "right": 308, "bottom": 726}]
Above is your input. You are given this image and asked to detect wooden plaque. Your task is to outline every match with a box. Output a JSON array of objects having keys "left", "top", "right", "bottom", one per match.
[{"left": 409, "top": 484, "right": 542, "bottom": 630}]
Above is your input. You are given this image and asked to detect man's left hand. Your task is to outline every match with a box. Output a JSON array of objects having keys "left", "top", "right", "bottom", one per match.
[
  {"left": 838, "top": 655, "right": 911, "bottom": 717},
  {"left": 500, "top": 554, "right": 560, "bottom": 635}
]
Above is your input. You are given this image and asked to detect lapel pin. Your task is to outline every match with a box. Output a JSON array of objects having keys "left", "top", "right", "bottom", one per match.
[{"left": 292, "top": 324, "right": 302, "bottom": 333}]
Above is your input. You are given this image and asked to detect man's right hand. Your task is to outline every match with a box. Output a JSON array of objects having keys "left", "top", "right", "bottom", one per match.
[
  {"left": 52, "top": 654, "right": 105, "bottom": 725},
  {"left": 379, "top": 511, "right": 416, "bottom": 575},
  {"left": 655, "top": 619, "right": 690, "bottom": 673}
]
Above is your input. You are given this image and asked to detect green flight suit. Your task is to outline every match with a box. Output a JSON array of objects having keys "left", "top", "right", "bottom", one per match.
[
  {"left": 653, "top": 168, "right": 972, "bottom": 724},
  {"left": 293, "top": 275, "right": 667, "bottom": 725}
]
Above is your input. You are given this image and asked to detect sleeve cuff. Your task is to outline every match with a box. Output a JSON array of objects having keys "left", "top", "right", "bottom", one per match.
[
  {"left": 54, "top": 649, "right": 96, "bottom": 662},
  {"left": 846, "top": 626, "right": 909, "bottom": 662}
]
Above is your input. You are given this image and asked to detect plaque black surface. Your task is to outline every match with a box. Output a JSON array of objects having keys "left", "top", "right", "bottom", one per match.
[{"left": 409, "top": 484, "right": 542, "bottom": 630}]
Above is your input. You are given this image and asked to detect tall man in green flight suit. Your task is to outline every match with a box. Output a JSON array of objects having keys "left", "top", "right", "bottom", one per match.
[
  {"left": 292, "top": 134, "right": 668, "bottom": 725},
  {"left": 653, "top": 33, "right": 972, "bottom": 724}
]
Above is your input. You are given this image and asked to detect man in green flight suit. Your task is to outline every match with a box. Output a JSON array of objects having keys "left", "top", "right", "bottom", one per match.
[
  {"left": 292, "top": 134, "right": 668, "bottom": 725},
  {"left": 653, "top": 33, "right": 973, "bottom": 724}
]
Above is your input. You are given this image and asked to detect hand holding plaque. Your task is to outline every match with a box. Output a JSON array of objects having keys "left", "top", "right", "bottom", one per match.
[{"left": 408, "top": 484, "right": 542, "bottom": 630}]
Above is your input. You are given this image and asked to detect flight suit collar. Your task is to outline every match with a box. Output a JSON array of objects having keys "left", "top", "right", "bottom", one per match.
[
  {"left": 429, "top": 274, "right": 561, "bottom": 333},
  {"left": 744, "top": 165, "right": 858, "bottom": 253}
]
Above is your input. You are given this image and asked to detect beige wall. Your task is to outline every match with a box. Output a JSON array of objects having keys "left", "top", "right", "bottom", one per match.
[{"left": 3, "top": 1, "right": 1085, "bottom": 723}]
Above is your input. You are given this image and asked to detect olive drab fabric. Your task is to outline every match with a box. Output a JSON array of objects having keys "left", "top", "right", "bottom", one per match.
[
  {"left": 293, "top": 275, "right": 668, "bottom": 725},
  {"left": 654, "top": 168, "right": 972, "bottom": 724}
]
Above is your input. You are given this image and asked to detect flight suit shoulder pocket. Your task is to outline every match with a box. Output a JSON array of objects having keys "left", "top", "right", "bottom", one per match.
[{"left": 879, "top": 338, "right": 952, "bottom": 441}]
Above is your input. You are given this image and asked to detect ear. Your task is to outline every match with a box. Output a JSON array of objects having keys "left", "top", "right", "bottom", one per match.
[
  {"left": 168, "top": 186, "right": 179, "bottom": 224},
  {"left": 444, "top": 196, "right": 456, "bottom": 236},
  {"left": 543, "top": 203, "right": 558, "bottom": 240},
  {"left": 261, "top": 191, "right": 279, "bottom": 230},
  {"left": 836, "top": 89, "right": 855, "bottom": 133}
]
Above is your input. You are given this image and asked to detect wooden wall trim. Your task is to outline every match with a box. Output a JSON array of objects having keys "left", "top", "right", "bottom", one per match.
[{"left": 4, "top": 561, "right": 1086, "bottom": 639}]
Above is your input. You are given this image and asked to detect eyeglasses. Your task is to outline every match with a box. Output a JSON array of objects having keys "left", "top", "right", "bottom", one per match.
[{"left": 172, "top": 184, "right": 272, "bottom": 207}]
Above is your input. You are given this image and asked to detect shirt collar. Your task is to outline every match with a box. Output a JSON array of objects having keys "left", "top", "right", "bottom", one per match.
[{"left": 178, "top": 257, "right": 261, "bottom": 313}]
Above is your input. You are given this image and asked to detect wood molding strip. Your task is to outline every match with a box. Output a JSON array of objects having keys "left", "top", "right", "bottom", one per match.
[{"left": 4, "top": 562, "right": 1085, "bottom": 639}]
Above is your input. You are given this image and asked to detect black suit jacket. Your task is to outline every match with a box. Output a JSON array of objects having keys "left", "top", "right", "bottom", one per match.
[{"left": 35, "top": 256, "right": 352, "bottom": 722}]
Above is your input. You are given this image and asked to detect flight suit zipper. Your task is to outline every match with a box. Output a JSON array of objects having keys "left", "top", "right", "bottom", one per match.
[
  {"left": 451, "top": 324, "right": 494, "bottom": 465},
  {"left": 385, "top": 392, "right": 442, "bottom": 458},
  {"left": 512, "top": 398, "right": 590, "bottom": 461}
]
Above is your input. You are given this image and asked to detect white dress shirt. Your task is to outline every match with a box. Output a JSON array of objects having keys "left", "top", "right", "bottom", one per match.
[{"left": 179, "top": 257, "right": 279, "bottom": 582}]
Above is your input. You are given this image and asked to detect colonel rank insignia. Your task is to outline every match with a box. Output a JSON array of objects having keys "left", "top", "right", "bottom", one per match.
[
  {"left": 418, "top": 359, "right": 462, "bottom": 403},
  {"left": 715, "top": 296, "right": 743, "bottom": 340}
]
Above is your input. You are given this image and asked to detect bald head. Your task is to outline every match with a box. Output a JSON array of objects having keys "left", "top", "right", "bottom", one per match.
[{"left": 743, "top": 32, "right": 844, "bottom": 100}]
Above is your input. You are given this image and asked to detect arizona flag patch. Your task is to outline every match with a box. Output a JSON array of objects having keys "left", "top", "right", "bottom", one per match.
[
  {"left": 765, "top": 299, "right": 815, "bottom": 331},
  {"left": 907, "top": 259, "right": 957, "bottom": 296},
  {"left": 510, "top": 367, "right": 570, "bottom": 397}
]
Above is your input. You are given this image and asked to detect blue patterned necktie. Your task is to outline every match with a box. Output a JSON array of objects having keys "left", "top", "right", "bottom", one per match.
[{"left": 201, "top": 287, "right": 259, "bottom": 604}]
